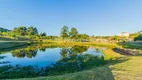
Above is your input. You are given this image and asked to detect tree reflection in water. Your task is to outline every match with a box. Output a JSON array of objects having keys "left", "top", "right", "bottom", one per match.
[
  {"left": 11, "top": 49, "right": 38, "bottom": 58},
  {"left": 0, "top": 45, "right": 105, "bottom": 79},
  {"left": 0, "top": 56, "right": 10, "bottom": 64}
]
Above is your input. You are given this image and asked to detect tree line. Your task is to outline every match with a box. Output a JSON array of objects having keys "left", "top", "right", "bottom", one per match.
[
  {"left": 0, "top": 26, "right": 89, "bottom": 41},
  {"left": 60, "top": 26, "right": 89, "bottom": 41}
]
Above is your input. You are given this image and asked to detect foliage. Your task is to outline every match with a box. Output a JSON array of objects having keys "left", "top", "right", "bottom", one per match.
[
  {"left": 75, "top": 34, "right": 89, "bottom": 41},
  {"left": 40, "top": 32, "right": 46, "bottom": 36},
  {"left": 8, "top": 26, "right": 38, "bottom": 36},
  {"left": 0, "top": 27, "right": 10, "bottom": 33},
  {"left": 60, "top": 26, "right": 89, "bottom": 41},
  {"left": 60, "top": 25, "right": 69, "bottom": 39},
  {"left": 134, "top": 34, "right": 142, "bottom": 41},
  {"left": 69, "top": 27, "right": 78, "bottom": 39}
]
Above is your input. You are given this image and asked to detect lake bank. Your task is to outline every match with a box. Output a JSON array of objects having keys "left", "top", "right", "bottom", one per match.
[
  {"left": 0, "top": 42, "right": 122, "bottom": 79},
  {"left": 1, "top": 41, "right": 142, "bottom": 80}
]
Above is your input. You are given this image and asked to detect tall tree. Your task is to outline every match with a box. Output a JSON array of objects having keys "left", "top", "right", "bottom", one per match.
[
  {"left": 26, "top": 26, "right": 38, "bottom": 36},
  {"left": 26, "top": 26, "right": 34, "bottom": 36},
  {"left": 12, "top": 26, "right": 27, "bottom": 36},
  {"left": 40, "top": 32, "right": 46, "bottom": 36},
  {"left": 33, "top": 27, "right": 38, "bottom": 35},
  {"left": 60, "top": 26, "right": 69, "bottom": 39},
  {"left": 69, "top": 27, "right": 78, "bottom": 39}
]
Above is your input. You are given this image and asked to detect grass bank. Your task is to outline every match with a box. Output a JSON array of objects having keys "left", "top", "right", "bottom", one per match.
[
  {"left": 9, "top": 57, "right": 128, "bottom": 80},
  {"left": 119, "top": 42, "right": 142, "bottom": 49},
  {"left": 10, "top": 54, "right": 142, "bottom": 80},
  {"left": 43, "top": 40, "right": 120, "bottom": 48},
  {"left": 0, "top": 42, "right": 31, "bottom": 51},
  {"left": 2, "top": 41, "right": 142, "bottom": 80}
]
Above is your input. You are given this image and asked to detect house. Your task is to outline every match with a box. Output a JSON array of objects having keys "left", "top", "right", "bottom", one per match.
[{"left": 118, "top": 32, "right": 129, "bottom": 37}]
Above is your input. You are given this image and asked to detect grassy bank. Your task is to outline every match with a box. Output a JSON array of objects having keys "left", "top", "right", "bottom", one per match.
[
  {"left": 2, "top": 41, "right": 142, "bottom": 80},
  {"left": 9, "top": 54, "right": 142, "bottom": 80},
  {"left": 0, "top": 42, "right": 31, "bottom": 51},
  {"left": 119, "top": 42, "right": 142, "bottom": 49},
  {"left": 42, "top": 40, "right": 120, "bottom": 48},
  {"left": 9, "top": 57, "right": 128, "bottom": 80}
]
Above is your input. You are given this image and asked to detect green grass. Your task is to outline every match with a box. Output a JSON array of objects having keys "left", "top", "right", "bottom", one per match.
[
  {"left": 111, "top": 56, "right": 142, "bottom": 80},
  {"left": 42, "top": 41, "right": 120, "bottom": 49},
  {"left": 0, "top": 36, "right": 16, "bottom": 41},
  {"left": 0, "top": 36, "right": 34, "bottom": 51},
  {"left": 0, "top": 42, "right": 31, "bottom": 51},
  {"left": 119, "top": 42, "right": 142, "bottom": 49}
]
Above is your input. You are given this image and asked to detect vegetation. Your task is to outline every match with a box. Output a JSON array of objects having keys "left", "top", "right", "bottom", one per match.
[
  {"left": 0, "top": 45, "right": 106, "bottom": 79},
  {"left": 119, "top": 42, "right": 142, "bottom": 49},
  {"left": 0, "top": 27, "right": 10, "bottom": 33},
  {"left": 60, "top": 26, "right": 89, "bottom": 41},
  {"left": 0, "top": 42, "right": 31, "bottom": 51},
  {"left": 1, "top": 26, "right": 142, "bottom": 80},
  {"left": 9, "top": 57, "right": 128, "bottom": 80},
  {"left": 134, "top": 34, "right": 142, "bottom": 41}
]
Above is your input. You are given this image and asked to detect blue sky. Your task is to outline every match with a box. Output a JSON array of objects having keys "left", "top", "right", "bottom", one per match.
[{"left": 0, "top": 0, "right": 142, "bottom": 36}]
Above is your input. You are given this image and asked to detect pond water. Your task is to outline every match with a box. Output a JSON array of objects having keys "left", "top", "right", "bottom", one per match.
[
  {"left": 0, "top": 44, "right": 106, "bottom": 79},
  {"left": 0, "top": 45, "right": 104, "bottom": 67}
]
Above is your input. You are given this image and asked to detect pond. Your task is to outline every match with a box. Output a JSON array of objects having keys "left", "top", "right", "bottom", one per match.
[{"left": 0, "top": 44, "right": 106, "bottom": 79}]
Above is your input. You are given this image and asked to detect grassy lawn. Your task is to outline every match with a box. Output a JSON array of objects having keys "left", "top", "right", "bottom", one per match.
[{"left": 111, "top": 56, "right": 142, "bottom": 80}]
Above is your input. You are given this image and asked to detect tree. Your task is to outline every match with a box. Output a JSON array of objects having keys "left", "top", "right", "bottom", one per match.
[
  {"left": 33, "top": 27, "right": 38, "bottom": 35},
  {"left": 69, "top": 27, "right": 78, "bottom": 39},
  {"left": 12, "top": 26, "right": 27, "bottom": 36},
  {"left": 60, "top": 26, "right": 69, "bottom": 39},
  {"left": 26, "top": 26, "right": 34, "bottom": 36},
  {"left": 75, "top": 33, "right": 89, "bottom": 41},
  {"left": 26, "top": 26, "right": 38, "bottom": 36},
  {"left": 40, "top": 32, "right": 46, "bottom": 36}
]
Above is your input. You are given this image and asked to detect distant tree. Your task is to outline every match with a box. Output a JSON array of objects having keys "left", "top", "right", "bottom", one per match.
[
  {"left": 26, "top": 26, "right": 34, "bottom": 36},
  {"left": 75, "top": 34, "right": 89, "bottom": 40},
  {"left": 69, "top": 27, "right": 78, "bottom": 39},
  {"left": 33, "top": 27, "right": 38, "bottom": 35},
  {"left": 40, "top": 32, "right": 46, "bottom": 36},
  {"left": 82, "top": 34, "right": 89, "bottom": 39},
  {"left": 26, "top": 26, "right": 38, "bottom": 36},
  {"left": 60, "top": 26, "right": 69, "bottom": 39},
  {"left": 12, "top": 26, "right": 27, "bottom": 36}
]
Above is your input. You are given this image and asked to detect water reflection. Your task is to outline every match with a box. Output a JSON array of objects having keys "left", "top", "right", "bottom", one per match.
[
  {"left": 0, "top": 56, "right": 10, "bottom": 64},
  {"left": 11, "top": 49, "right": 38, "bottom": 58},
  {"left": 0, "top": 45, "right": 105, "bottom": 79}
]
